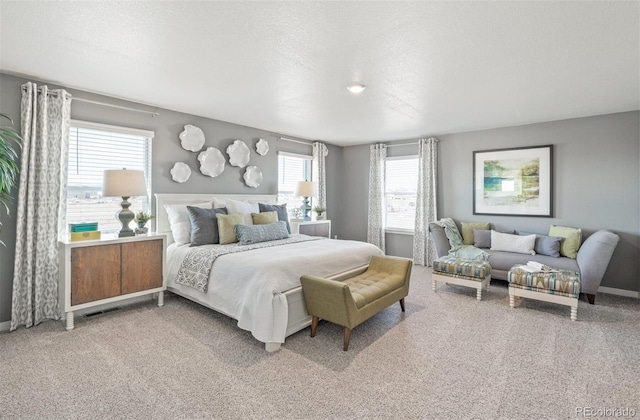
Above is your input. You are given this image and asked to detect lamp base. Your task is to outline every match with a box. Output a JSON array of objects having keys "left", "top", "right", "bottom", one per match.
[
  {"left": 117, "top": 196, "right": 135, "bottom": 237},
  {"left": 301, "top": 197, "right": 311, "bottom": 221}
]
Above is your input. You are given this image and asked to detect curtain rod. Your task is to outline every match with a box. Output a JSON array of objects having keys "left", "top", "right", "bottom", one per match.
[
  {"left": 386, "top": 141, "right": 418, "bottom": 148},
  {"left": 21, "top": 86, "right": 160, "bottom": 117},
  {"left": 278, "top": 136, "right": 314, "bottom": 146}
]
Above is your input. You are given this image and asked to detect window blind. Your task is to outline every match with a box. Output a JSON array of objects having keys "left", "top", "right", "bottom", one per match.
[
  {"left": 385, "top": 156, "right": 419, "bottom": 231},
  {"left": 66, "top": 122, "right": 153, "bottom": 233},
  {"left": 278, "top": 153, "right": 313, "bottom": 217}
]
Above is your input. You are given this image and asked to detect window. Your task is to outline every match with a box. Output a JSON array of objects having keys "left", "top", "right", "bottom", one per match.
[
  {"left": 385, "top": 156, "right": 419, "bottom": 231},
  {"left": 278, "top": 152, "right": 312, "bottom": 217},
  {"left": 66, "top": 121, "right": 153, "bottom": 234}
]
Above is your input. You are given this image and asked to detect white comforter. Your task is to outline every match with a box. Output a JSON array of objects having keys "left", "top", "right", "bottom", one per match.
[{"left": 166, "top": 238, "right": 383, "bottom": 344}]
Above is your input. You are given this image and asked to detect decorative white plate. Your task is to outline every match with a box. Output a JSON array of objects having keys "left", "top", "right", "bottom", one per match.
[
  {"left": 226, "top": 140, "right": 250, "bottom": 168},
  {"left": 170, "top": 162, "right": 191, "bottom": 183},
  {"left": 179, "top": 125, "right": 205, "bottom": 152},
  {"left": 256, "top": 138, "right": 269, "bottom": 156},
  {"left": 198, "top": 147, "right": 226, "bottom": 177},
  {"left": 243, "top": 166, "right": 263, "bottom": 188}
]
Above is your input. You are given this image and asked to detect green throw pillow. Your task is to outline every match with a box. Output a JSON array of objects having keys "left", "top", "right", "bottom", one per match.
[
  {"left": 549, "top": 225, "right": 582, "bottom": 259},
  {"left": 251, "top": 211, "right": 278, "bottom": 225},
  {"left": 461, "top": 222, "right": 491, "bottom": 245},
  {"left": 217, "top": 213, "right": 246, "bottom": 245}
]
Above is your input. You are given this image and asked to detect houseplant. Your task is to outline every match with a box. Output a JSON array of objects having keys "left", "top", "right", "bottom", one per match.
[
  {"left": 313, "top": 206, "right": 326, "bottom": 220},
  {"left": 134, "top": 211, "right": 154, "bottom": 234},
  {"left": 0, "top": 113, "right": 23, "bottom": 245}
]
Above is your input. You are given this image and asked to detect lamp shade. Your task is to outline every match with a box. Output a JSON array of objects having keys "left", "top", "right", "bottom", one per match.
[
  {"left": 103, "top": 169, "right": 147, "bottom": 197},
  {"left": 295, "top": 181, "right": 318, "bottom": 198}
]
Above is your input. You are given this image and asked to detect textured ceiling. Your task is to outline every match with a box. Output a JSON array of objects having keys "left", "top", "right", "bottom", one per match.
[{"left": 1, "top": 1, "right": 638, "bottom": 146}]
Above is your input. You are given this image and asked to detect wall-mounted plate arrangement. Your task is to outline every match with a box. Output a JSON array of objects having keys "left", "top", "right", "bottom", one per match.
[
  {"left": 198, "top": 147, "right": 226, "bottom": 177},
  {"left": 226, "top": 140, "right": 251, "bottom": 168},
  {"left": 179, "top": 124, "right": 205, "bottom": 152},
  {"left": 256, "top": 138, "right": 269, "bottom": 156},
  {"left": 243, "top": 166, "right": 263, "bottom": 188},
  {"left": 170, "top": 162, "right": 192, "bottom": 183}
]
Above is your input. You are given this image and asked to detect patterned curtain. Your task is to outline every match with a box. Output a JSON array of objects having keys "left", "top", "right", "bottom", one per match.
[
  {"left": 312, "top": 141, "right": 328, "bottom": 211},
  {"left": 367, "top": 143, "right": 387, "bottom": 253},
  {"left": 413, "top": 138, "right": 439, "bottom": 266},
  {"left": 11, "top": 82, "right": 71, "bottom": 330}
]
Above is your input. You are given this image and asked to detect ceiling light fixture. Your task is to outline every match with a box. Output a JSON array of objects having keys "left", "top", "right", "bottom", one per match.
[{"left": 347, "top": 83, "right": 366, "bottom": 94}]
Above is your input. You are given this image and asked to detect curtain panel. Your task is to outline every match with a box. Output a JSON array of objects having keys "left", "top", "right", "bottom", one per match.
[
  {"left": 367, "top": 143, "right": 387, "bottom": 253},
  {"left": 11, "top": 82, "right": 71, "bottom": 330},
  {"left": 312, "top": 142, "right": 328, "bottom": 211},
  {"left": 413, "top": 137, "right": 439, "bottom": 266}
]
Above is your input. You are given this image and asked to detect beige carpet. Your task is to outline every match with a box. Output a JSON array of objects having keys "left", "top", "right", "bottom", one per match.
[{"left": 1, "top": 266, "right": 639, "bottom": 419}]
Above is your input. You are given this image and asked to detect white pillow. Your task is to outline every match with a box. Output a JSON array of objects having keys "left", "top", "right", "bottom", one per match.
[
  {"left": 213, "top": 198, "right": 258, "bottom": 225},
  {"left": 164, "top": 202, "right": 212, "bottom": 246},
  {"left": 490, "top": 231, "right": 536, "bottom": 255}
]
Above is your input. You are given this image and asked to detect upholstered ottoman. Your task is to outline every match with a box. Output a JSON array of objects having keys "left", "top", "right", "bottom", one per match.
[
  {"left": 508, "top": 265, "right": 581, "bottom": 321},
  {"left": 432, "top": 257, "right": 492, "bottom": 301}
]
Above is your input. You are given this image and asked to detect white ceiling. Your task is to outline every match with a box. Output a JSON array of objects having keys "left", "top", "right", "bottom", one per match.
[{"left": 1, "top": 1, "right": 638, "bottom": 146}]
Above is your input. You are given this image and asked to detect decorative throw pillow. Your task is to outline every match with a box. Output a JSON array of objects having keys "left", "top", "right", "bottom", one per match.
[
  {"left": 213, "top": 198, "right": 259, "bottom": 225},
  {"left": 473, "top": 229, "right": 492, "bottom": 248},
  {"left": 258, "top": 202, "right": 291, "bottom": 233},
  {"left": 519, "top": 231, "right": 562, "bottom": 258},
  {"left": 251, "top": 211, "right": 278, "bottom": 225},
  {"left": 187, "top": 206, "right": 227, "bottom": 246},
  {"left": 217, "top": 213, "right": 246, "bottom": 245},
  {"left": 164, "top": 201, "right": 212, "bottom": 246},
  {"left": 490, "top": 231, "right": 536, "bottom": 255},
  {"left": 549, "top": 225, "right": 582, "bottom": 259},
  {"left": 235, "top": 221, "right": 289, "bottom": 245},
  {"left": 461, "top": 222, "right": 491, "bottom": 245}
]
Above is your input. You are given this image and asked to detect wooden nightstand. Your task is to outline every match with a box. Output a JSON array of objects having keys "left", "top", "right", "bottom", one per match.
[
  {"left": 290, "top": 220, "right": 331, "bottom": 238},
  {"left": 58, "top": 233, "right": 167, "bottom": 330}
]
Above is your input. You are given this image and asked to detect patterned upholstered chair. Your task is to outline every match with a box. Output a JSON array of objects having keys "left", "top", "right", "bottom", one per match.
[{"left": 300, "top": 256, "right": 413, "bottom": 351}]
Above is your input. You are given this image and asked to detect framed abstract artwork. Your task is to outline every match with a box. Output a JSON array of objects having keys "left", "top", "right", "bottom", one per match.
[{"left": 473, "top": 145, "right": 553, "bottom": 217}]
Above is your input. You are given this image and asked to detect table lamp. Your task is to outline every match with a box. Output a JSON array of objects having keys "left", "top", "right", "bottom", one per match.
[
  {"left": 103, "top": 169, "right": 147, "bottom": 237},
  {"left": 295, "top": 181, "right": 318, "bottom": 221}
]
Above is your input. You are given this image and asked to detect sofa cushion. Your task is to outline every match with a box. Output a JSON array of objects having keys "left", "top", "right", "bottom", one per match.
[
  {"left": 491, "top": 231, "right": 535, "bottom": 255},
  {"left": 549, "top": 225, "right": 582, "bottom": 259},
  {"left": 461, "top": 222, "right": 491, "bottom": 245},
  {"left": 486, "top": 250, "right": 580, "bottom": 274}
]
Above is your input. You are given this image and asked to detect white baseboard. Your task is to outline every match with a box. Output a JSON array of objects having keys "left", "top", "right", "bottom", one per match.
[
  {"left": 0, "top": 320, "right": 10, "bottom": 333},
  {"left": 598, "top": 286, "right": 639, "bottom": 299}
]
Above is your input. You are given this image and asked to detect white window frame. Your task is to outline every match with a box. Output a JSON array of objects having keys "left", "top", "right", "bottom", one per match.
[
  {"left": 277, "top": 151, "right": 314, "bottom": 217},
  {"left": 384, "top": 155, "right": 419, "bottom": 235},
  {"left": 66, "top": 120, "right": 154, "bottom": 234}
]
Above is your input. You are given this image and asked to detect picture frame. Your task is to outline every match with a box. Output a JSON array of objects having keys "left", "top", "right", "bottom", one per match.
[{"left": 473, "top": 145, "right": 553, "bottom": 217}]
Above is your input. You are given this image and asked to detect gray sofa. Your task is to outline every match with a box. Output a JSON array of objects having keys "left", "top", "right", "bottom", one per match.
[{"left": 429, "top": 222, "right": 619, "bottom": 304}]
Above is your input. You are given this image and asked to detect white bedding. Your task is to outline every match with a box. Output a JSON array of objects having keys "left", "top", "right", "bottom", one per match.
[{"left": 167, "top": 238, "right": 383, "bottom": 344}]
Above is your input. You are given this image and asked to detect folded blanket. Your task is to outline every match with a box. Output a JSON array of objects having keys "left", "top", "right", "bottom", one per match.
[{"left": 434, "top": 218, "right": 488, "bottom": 261}]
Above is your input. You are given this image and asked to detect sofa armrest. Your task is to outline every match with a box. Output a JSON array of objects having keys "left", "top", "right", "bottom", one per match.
[
  {"left": 576, "top": 230, "right": 620, "bottom": 295},
  {"left": 429, "top": 222, "right": 450, "bottom": 258}
]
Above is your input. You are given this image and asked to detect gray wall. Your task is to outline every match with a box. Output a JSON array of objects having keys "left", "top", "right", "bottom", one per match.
[
  {"left": 0, "top": 72, "right": 341, "bottom": 323},
  {"left": 341, "top": 111, "right": 640, "bottom": 293}
]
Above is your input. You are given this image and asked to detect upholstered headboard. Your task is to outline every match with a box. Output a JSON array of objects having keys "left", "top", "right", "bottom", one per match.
[{"left": 154, "top": 193, "right": 278, "bottom": 245}]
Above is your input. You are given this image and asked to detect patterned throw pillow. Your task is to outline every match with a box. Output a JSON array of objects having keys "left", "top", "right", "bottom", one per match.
[
  {"left": 187, "top": 206, "right": 227, "bottom": 246},
  {"left": 258, "top": 203, "right": 291, "bottom": 233},
  {"left": 235, "top": 221, "right": 289, "bottom": 245}
]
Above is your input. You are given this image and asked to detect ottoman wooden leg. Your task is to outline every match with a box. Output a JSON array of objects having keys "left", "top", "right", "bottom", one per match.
[
  {"left": 432, "top": 279, "right": 437, "bottom": 292},
  {"left": 476, "top": 288, "right": 482, "bottom": 301},
  {"left": 509, "top": 293, "right": 515, "bottom": 308},
  {"left": 571, "top": 305, "right": 578, "bottom": 321}
]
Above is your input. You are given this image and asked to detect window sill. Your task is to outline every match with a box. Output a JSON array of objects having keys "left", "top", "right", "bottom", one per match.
[{"left": 385, "top": 229, "right": 414, "bottom": 236}]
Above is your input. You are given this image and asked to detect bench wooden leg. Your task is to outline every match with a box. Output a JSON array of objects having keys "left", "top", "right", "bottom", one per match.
[
  {"left": 399, "top": 298, "right": 405, "bottom": 312},
  {"left": 343, "top": 328, "right": 352, "bottom": 351},
  {"left": 310, "top": 316, "right": 319, "bottom": 337}
]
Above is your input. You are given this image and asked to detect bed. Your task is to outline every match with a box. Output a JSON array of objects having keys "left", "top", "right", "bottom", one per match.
[{"left": 155, "top": 193, "right": 383, "bottom": 352}]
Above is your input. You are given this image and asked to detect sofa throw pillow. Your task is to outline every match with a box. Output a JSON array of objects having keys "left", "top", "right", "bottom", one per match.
[
  {"left": 490, "top": 231, "right": 536, "bottom": 255},
  {"left": 519, "top": 231, "right": 562, "bottom": 258},
  {"left": 461, "top": 222, "right": 491, "bottom": 245},
  {"left": 235, "top": 221, "right": 290, "bottom": 245},
  {"left": 549, "top": 225, "right": 582, "bottom": 259},
  {"left": 252, "top": 211, "right": 278, "bottom": 225},
  {"left": 217, "top": 213, "right": 246, "bottom": 245},
  {"left": 164, "top": 201, "right": 212, "bottom": 246},
  {"left": 473, "top": 229, "right": 492, "bottom": 248},
  {"left": 187, "top": 206, "right": 227, "bottom": 246},
  {"left": 258, "top": 202, "right": 291, "bottom": 233}
]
